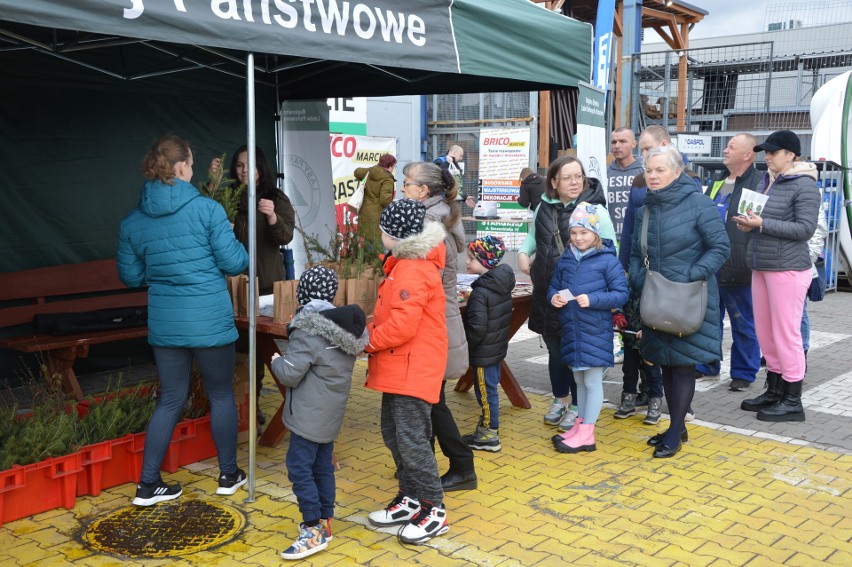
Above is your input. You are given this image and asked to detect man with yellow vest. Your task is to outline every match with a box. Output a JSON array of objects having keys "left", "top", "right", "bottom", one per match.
[{"left": 696, "top": 133, "right": 763, "bottom": 391}]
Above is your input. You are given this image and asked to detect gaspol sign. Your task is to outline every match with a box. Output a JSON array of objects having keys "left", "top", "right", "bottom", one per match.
[{"left": 675, "top": 134, "right": 712, "bottom": 155}]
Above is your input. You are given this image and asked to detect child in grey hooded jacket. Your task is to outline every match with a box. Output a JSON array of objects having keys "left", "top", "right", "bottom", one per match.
[{"left": 270, "top": 266, "right": 368, "bottom": 561}]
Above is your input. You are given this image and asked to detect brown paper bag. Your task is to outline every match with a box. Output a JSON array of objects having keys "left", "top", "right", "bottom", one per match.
[
  {"left": 332, "top": 281, "right": 347, "bottom": 307},
  {"left": 273, "top": 280, "right": 298, "bottom": 324},
  {"left": 237, "top": 276, "right": 259, "bottom": 317},
  {"left": 346, "top": 275, "right": 378, "bottom": 316},
  {"left": 226, "top": 275, "right": 241, "bottom": 314}
]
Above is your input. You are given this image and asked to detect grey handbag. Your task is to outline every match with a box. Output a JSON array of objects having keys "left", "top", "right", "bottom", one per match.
[{"left": 639, "top": 207, "right": 707, "bottom": 337}]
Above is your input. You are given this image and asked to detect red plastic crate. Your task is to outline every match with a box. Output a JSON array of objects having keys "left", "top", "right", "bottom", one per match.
[
  {"left": 76, "top": 434, "right": 145, "bottom": 497},
  {"left": 160, "top": 416, "right": 216, "bottom": 473},
  {"left": 0, "top": 453, "right": 83, "bottom": 527}
]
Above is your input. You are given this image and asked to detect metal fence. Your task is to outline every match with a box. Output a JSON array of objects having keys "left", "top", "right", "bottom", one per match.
[
  {"left": 635, "top": 38, "right": 852, "bottom": 158},
  {"left": 426, "top": 92, "right": 536, "bottom": 240}
]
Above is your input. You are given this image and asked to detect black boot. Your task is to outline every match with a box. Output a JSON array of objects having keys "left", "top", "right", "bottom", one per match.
[
  {"left": 440, "top": 468, "right": 478, "bottom": 492},
  {"left": 741, "top": 371, "right": 783, "bottom": 412},
  {"left": 757, "top": 380, "right": 805, "bottom": 422}
]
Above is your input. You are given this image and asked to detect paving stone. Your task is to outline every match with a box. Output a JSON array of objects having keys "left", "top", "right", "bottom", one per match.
[{"left": 3, "top": 293, "right": 852, "bottom": 565}]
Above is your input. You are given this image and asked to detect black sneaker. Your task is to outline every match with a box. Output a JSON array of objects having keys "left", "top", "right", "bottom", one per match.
[
  {"left": 216, "top": 468, "right": 248, "bottom": 495},
  {"left": 132, "top": 480, "right": 182, "bottom": 506},
  {"left": 729, "top": 379, "right": 751, "bottom": 392}
]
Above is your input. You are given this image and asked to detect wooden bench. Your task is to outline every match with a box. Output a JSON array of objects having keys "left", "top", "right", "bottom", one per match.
[{"left": 0, "top": 259, "right": 148, "bottom": 401}]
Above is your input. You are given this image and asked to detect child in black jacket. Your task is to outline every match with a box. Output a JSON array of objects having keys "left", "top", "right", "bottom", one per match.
[{"left": 461, "top": 235, "right": 515, "bottom": 451}]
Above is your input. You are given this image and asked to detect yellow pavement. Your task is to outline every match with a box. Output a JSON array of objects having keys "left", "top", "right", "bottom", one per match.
[{"left": 2, "top": 362, "right": 850, "bottom": 565}]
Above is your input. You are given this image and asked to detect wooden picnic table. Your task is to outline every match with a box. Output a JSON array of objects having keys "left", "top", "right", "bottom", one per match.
[
  {"left": 454, "top": 289, "right": 532, "bottom": 408},
  {"left": 234, "top": 315, "right": 291, "bottom": 447},
  {"left": 237, "top": 286, "right": 533, "bottom": 447}
]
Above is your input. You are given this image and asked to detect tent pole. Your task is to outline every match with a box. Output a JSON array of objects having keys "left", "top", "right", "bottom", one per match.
[{"left": 246, "top": 52, "right": 258, "bottom": 504}]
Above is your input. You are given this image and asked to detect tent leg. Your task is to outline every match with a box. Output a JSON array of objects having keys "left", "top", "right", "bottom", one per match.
[{"left": 245, "top": 52, "right": 258, "bottom": 504}]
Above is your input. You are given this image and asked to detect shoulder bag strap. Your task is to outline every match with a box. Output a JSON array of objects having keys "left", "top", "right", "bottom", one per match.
[
  {"left": 641, "top": 206, "right": 650, "bottom": 269},
  {"left": 551, "top": 208, "right": 565, "bottom": 255}
]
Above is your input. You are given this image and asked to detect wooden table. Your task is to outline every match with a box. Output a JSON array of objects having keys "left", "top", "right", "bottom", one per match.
[
  {"left": 454, "top": 290, "right": 532, "bottom": 409},
  {"left": 234, "top": 315, "right": 291, "bottom": 447},
  {"left": 238, "top": 289, "right": 533, "bottom": 447}
]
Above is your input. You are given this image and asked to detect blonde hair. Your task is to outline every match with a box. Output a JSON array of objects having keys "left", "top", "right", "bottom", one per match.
[
  {"left": 140, "top": 134, "right": 191, "bottom": 184},
  {"left": 640, "top": 125, "right": 671, "bottom": 144}
]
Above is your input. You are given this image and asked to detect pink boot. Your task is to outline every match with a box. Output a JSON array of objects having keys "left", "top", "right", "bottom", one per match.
[
  {"left": 554, "top": 423, "right": 596, "bottom": 453},
  {"left": 551, "top": 418, "right": 583, "bottom": 445}
]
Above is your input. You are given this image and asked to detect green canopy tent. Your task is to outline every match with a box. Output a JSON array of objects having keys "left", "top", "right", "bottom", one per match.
[
  {"left": 0, "top": 0, "right": 591, "bottom": 98},
  {"left": 0, "top": 0, "right": 591, "bottom": 497}
]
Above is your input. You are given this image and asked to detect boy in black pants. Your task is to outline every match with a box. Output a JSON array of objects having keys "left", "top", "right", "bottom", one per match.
[{"left": 461, "top": 236, "right": 515, "bottom": 451}]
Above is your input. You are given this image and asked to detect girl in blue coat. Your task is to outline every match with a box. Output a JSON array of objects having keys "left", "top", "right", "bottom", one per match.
[
  {"left": 117, "top": 135, "right": 249, "bottom": 506},
  {"left": 547, "top": 203, "right": 628, "bottom": 453}
]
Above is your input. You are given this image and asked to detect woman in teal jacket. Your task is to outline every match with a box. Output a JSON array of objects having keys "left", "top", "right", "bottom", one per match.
[
  {"left": 117, "top": 135, "right": 249, "bottom": 506},
  {"left": 629, "top": 146, "right": 729, "bottom": 459}
]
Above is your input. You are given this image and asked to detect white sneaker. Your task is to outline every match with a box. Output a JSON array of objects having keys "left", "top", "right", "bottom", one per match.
[
  {"left": 398, "top": 502, "right": 449, "bottom": 544},
  {"left": 544, "top": 400, "right": 568, "bottom": 426},
  {"left": 557, "top": 406, "right": 579, "bottom": 432},
  {"left": 685, "top": 407, "right": 696, "bottom": 422},
  {"left": 614, "top": 349, "right": 625, "bottom": 364},
  {"left": 368, "top": 495, "right": 420, "bottom": 527},
  {"left": 280, "top": 523, "right": 328, "bottom": 560}
]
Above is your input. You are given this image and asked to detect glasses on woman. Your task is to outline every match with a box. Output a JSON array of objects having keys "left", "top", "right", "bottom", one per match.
[{"left": 559, "top": 174, "right": 585, "bottom": 182}]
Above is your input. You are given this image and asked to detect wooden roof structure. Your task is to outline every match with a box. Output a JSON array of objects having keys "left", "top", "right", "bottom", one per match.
[{"left": 531, "top": 1, "right": 708, "bottom": 163}]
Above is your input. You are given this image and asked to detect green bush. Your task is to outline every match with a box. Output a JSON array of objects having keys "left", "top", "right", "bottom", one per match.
[{"left": 0, "top": 381, "right": 156, "bottom": 471}]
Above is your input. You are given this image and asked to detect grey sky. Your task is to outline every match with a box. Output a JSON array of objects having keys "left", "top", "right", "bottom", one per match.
[
  {"left": 685, "top": 0, "right": 772, "bottom": 39},
  {"left": 662, "top": 0, "right": 852, "bottom": 41}
]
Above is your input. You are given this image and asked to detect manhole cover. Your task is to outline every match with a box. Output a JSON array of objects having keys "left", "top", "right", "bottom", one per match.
[{"left": 83, "top": 499, "right": 245, "bottom": 558}]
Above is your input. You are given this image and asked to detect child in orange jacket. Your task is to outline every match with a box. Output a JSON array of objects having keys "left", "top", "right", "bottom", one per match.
[{"left": 364, "top": 198, "right": 450, "bottom": 545}]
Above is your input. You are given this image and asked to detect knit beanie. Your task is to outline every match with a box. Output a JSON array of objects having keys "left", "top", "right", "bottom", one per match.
[
  {"left": 568, "top": 202, "right": 602, "bottom": 236},
  {"left": 379, "top": 198, "right": 426, "bottom": 240},
  {"left": 468, "top": 235, "right": 506, "bottom": 269},
  {"left": 296, "top": 266, "right": 338, "bottom": 306}
]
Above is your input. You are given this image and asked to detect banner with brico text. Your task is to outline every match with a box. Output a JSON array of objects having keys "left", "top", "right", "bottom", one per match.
[
  {"left": 476, "top": 127, "right": 531, "bottom": 249},
  {"left": 331, "top": 134, "right": 398, "bottom": 230}
]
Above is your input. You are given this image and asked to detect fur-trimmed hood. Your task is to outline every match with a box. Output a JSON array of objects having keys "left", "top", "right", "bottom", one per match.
[
  {"left": 288, "top": 304, "right": 368, "bottom": 356},
  {"left": 388, "top": 221, "right": 446, "bottom": 260}
]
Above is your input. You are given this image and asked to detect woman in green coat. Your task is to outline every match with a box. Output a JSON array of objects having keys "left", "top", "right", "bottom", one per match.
[{"left": 353, "top": 153, "right": 397, "bottom": 243}]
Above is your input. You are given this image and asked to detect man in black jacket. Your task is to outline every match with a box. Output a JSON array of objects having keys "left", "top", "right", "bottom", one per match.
[
  {"left": 695, "top": 133, "right": 762, "bottom": 391},
  {"left": 461, "top": 236, "right": 515, "bottom": 452}
]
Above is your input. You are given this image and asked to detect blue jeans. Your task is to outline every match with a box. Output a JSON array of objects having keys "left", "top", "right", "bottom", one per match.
[
  {"left": 801, "top": 300, "right": 810, "bottom": 352},
  {"left": 696, "top": 285, "right": 760, "bottom": 382},
  {"left": 542, "top": 334, "right": 577, "bottom": 404},
  {"left": 473, "top": 364, "right": 501, "bottom": 430},
  {"left": 286, "top": 432, "right": 336, "bottom": 523},
  {"left": 141, "top": 343, "right": 239, "bottom": 484}
]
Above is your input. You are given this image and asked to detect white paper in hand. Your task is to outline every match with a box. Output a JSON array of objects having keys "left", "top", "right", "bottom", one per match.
[
  {"left": 559, "top": 288, "right": 575, "bottom": 301},
  {"left": 737, "top": 188, "right": 769, "bottom": 216}
]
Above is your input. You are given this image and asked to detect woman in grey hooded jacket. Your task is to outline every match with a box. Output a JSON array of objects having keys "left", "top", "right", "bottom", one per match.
[
  {"left": 401, "top": 161, "right": 476, "bottom": 493},
  {"left": 734, "top": 130, "right": 820, "bottom": 423}
]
